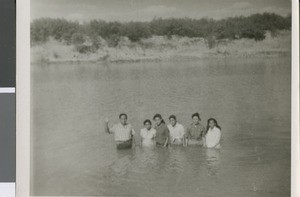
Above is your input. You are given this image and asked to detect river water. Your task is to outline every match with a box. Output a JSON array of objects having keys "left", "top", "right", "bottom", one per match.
[{"left": 31, "top": 57, "right": 291, "bottom": 197}]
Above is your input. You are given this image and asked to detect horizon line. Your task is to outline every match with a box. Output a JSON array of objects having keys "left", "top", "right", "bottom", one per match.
[{"left": 30, "top": 11, "right": 291, "bottom": 23}]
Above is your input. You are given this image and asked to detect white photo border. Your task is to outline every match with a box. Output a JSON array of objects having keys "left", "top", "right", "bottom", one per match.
[
  {"left": 16, "top": 0, "right": 30, "bottom": 196},
  {"left": 16, "top": 0, "right": 299, "bottom": 196},
  {"left": 291, "top": 0, "right": 299, "bottom": 197}
]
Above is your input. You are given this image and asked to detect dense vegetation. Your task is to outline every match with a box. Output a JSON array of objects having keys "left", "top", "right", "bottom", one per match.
[{"left": 31, "top": 12, "right": 291, "bottom": 51}]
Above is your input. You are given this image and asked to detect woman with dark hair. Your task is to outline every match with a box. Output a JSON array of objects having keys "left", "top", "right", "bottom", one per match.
[
  {"left": 185, "top": 112, "right": 206, "bottom": 146},
  {"left": 140, "top": 119, "right": 156, "bottom": 147},
  {"left": 153, "top": 114, "right": 169, "bottom": 147},
  {"left": 204, "top": 118, "right": 221, "bottom": 149}
]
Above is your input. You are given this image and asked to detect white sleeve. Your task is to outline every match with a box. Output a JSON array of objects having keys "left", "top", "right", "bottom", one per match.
[
  {"left": 110, "top": 124, "right": 116, "bottom": 133},
  {"left": 140, "top": 129, "right": 144, "bottom": 138},
  {"left": 131, "top": 128, "right": 135, "bottom": 135},
  {"left": 153, "top": 129, "right": 157, "bottom": 137},
  {"left": 180, "top": 125, "right": 185, "bottom": 138},
  {"left": 167, "top": 125, "right": 171, "bottom": 131},
  {"left": 215, "top": 129, "right": 221, "bottom": 145}
]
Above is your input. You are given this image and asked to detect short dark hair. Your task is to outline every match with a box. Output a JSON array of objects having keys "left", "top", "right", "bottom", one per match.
[
  {"left": 169, "top": 115, "right": 176, "bottom": 120},
  {"left": 192, "top": 112, "right": 201, "bottom": 120},
  {"left": 153, "top": 113, "right": 165, "bottom": 124},
  {"left": 206, "top": 118, "right": 221, "bottom": 131},
  {"left": 119, "top": 113, "right": 127, "bottom": 119},
  {"left": 143, "top": 119, "right": 152, "bottom": 125},
  {"left": 153, "top": 113, "right": 162, "bottom": 120}
]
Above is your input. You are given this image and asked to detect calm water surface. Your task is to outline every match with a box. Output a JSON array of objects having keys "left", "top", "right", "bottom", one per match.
[{"left": 31, "top": 57, "right": 291, "bottom": 197}]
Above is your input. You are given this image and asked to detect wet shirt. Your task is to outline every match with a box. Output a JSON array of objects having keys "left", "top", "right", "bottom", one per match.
[
  {"left": 140, "top": 128, "right": 156, "bottom": 146},
  {"left": 205, "top": 127, "right": 221, "bottom": 148},
  {"left": 167, "top": 123, "right": 185, "bottom": 142},
  {"left": 186, "top": 123, "right": 205, "bottom": 140},
  {"left": 111, "top": 123, "right": 135, "bottom": 141},
  {"left": 154, "top": 123, "right": 169, "bottom": 145}
]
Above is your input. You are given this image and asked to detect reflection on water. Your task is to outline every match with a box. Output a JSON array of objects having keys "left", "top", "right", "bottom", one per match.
[
  {"left": 31, "top": 57, "right": 291, "bottom": 197},
  {"left": 206, "top": 148, "right": 220, "bottom": 176}
]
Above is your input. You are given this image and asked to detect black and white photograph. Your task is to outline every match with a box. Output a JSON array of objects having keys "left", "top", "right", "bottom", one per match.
[{"left": 29, "top": 0, "right": 292, "bottom": 196}]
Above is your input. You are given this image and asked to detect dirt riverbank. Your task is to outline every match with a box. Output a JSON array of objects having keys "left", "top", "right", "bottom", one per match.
[{"left": 31, "top": 30, "right": 291, "bottom": 64}]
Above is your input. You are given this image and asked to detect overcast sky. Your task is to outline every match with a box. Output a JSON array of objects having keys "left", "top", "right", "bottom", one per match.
[{"left": 31, "top": 0, "right": 291, "bottom": 22}]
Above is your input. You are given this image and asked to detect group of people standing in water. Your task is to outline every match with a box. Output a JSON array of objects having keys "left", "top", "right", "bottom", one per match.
[{"left": 104, "top": 113, "right": 221, "bottom": 150}]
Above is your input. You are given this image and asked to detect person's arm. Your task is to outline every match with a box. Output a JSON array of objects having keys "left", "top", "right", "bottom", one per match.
[
  {"left": 140, "top": 130, "right": 143, "bottom": 146},
  {"left": 180, "top": 125, "right": 186, "bottom": 147},
  {"left": 163, "top": 137, "right": 169, "bottom": 147},
  {"left": 202, "top": 136, "right": 206, "bottom": 147},
  {"left": 132, "top": 137, "right": 136, "bottom": 148},
  {"left": 182, "top": 131, "right": 186, "bottom": 147},
  {"left": 185, "top": 127, "right": 190, "bottom": 147},
  {"left": 214, "top": 143, "right": 221, "bottom": 149},
  {"left": 183, "top": 137, "right": 187, "bottom": 147},
  {"left": 104, "top": 118, "right": 112, "bottom": 134},
  {"left": 202, "top": 126, "right": 207, "bottom": 147},
  {"left": 163, "top": 127, "right": 169, "bottom": 147},
  {"left": 202, "top": 133, "right": 206, "bottom": 147},
  {"left": 131, "top": 128, "right": 136, "bottom": 148},
  {"left": 213, "top": 130, "right": 221, "bottom": 149}
]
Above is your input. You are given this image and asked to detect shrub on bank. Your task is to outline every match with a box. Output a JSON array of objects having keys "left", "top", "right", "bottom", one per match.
[
  {"left": 71, "top": 33, "right": 86, "bottom": 45},
  {"left": 31, "top": 12, "right": 291, "bottom": 49}
]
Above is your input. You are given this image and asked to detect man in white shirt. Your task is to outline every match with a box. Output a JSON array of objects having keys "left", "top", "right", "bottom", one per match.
[
  {"left": 104, "top": 113, "right": 135, "bottom": 149},
  {"left": 167, "top": 115, "right": 186, "bottom": 146}
]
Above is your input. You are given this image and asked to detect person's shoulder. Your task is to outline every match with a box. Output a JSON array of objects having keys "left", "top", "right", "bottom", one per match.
[
  {"left": 116, "top": 122, "right": 124, "bottom": 127},
  {"left": 177, "top": 123, "right": 184, "bottom": 128},
  {"left": 111, "top": 123, "right": 119, "bottom": 129},
  {"left": 163, "top": 123, "right": 169, "bottom": 131},
  {"left": 200, "top": 123, "right": 205, "bottom": 129},
  {"left": 214, "top": 127, "right": 221, "bottom": 132},
  {"left": 162, "top": 123, "right": 168, "bottom": 128},
  {"left": 167, "top": 124, "right": 172, "bottom": 129},
  {"left": 127, "top": 123, "right": 133, "bottom": 128}
]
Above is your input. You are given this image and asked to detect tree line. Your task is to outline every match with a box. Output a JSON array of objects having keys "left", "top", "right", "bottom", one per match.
[{"left": 31, "top": 12, "right": 291, "bottom": 51}]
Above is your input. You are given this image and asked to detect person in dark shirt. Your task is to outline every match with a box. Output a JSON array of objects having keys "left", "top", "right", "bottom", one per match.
[
  {"left": 185, "top": 112, "right": 206, "bottom": 146},
  {"left": 153, "top": 114, "right": 169, "bottom": 147}
]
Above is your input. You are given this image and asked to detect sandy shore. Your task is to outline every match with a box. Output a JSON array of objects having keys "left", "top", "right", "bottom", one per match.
[{"left": 31, "top": 30, "right": 291, "bottom": 64}]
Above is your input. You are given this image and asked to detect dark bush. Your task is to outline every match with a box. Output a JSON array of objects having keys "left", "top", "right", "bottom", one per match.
[
  {"left": 124, "top": 22, "right": 151, "bottom": 42},
  {"left": 106, "top": 34, "right": 121, "bottom": 47},
  {"left": 240, "top": 27, "right": 266, "bottom": 41},
  {"left": 89, "top": 35, "right": 104, "bottom": 49},
  {"left": 31, "top": 12, "right": 291, "bottom": 48},
  {"left": 71, "top": 33, "right": 85, "bottom": 45},
  {"left": 31, "top": 18, "right": 51, "bottom": 43},
  {"left": 75, "top": 45, "right": 95, "bottom": 54},
  {"left": 205, "top": 36, "right": 217, "bottom": 49}
]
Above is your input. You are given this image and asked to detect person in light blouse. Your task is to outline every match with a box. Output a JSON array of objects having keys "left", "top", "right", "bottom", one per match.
[
  {"left": 140, "top": 119, "right": 156, "bottom": 148},
  {"left": 204, "top": 118, "right": 221, "bottom": 149}
]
